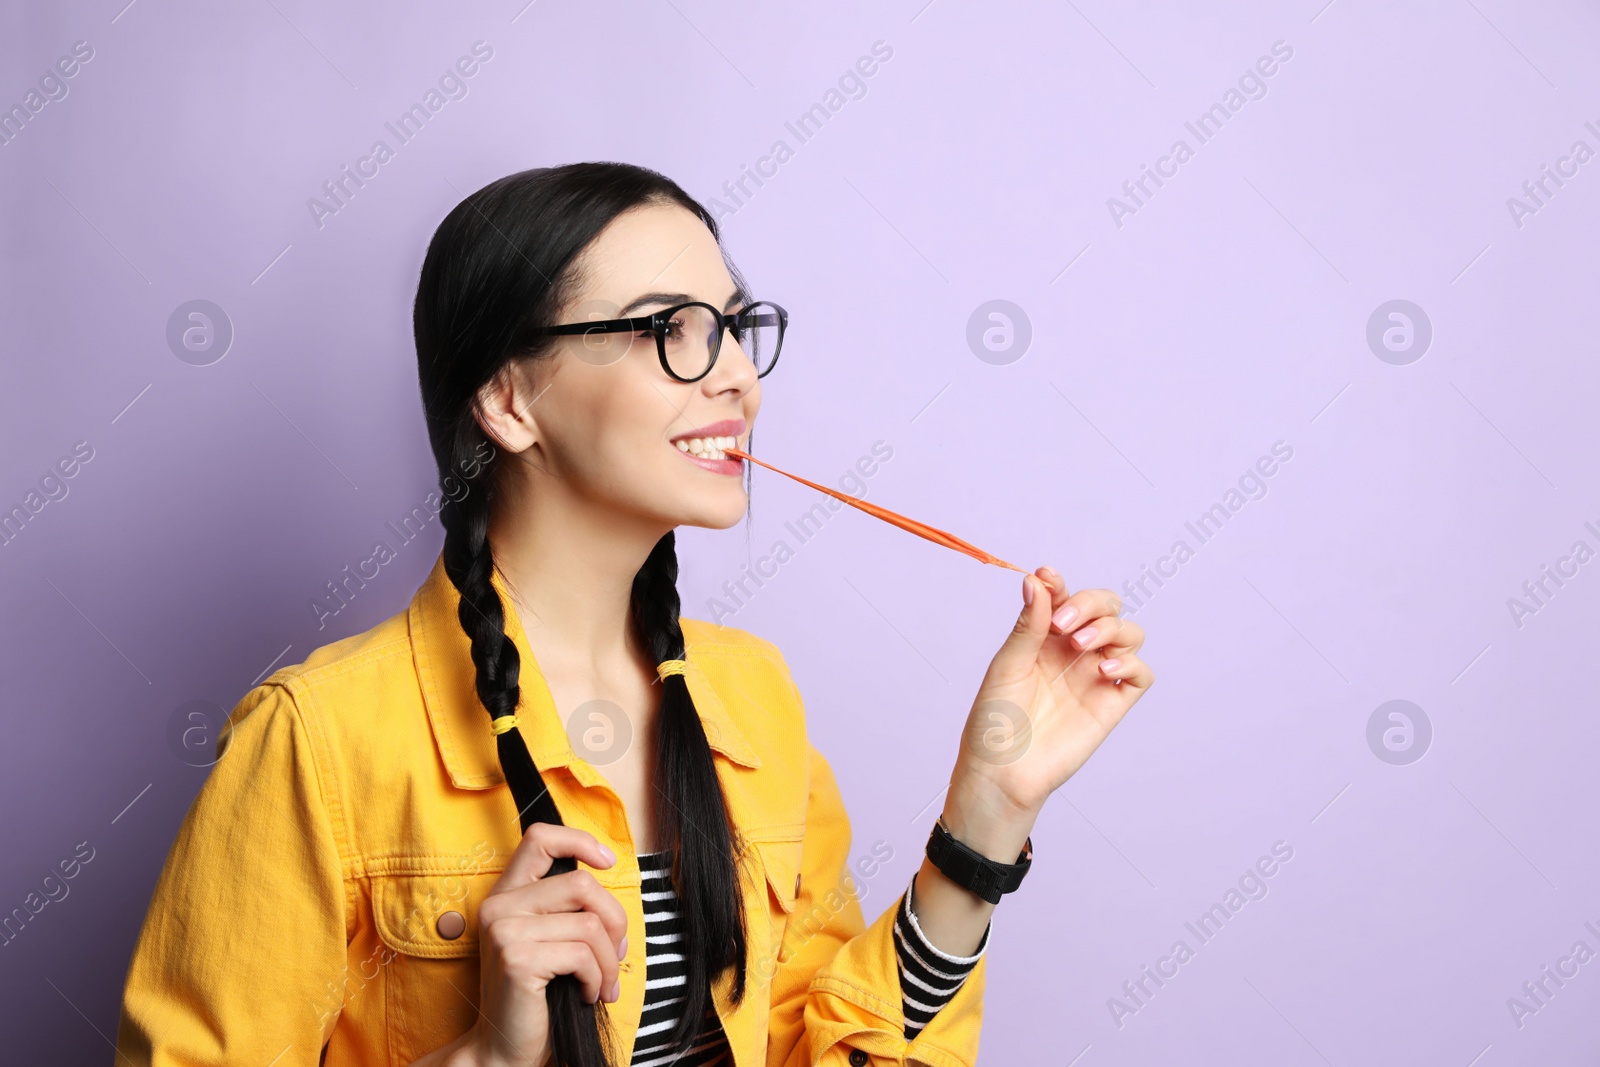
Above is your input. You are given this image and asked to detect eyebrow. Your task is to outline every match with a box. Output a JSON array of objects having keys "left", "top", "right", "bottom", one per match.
[{"left": 619, "top": 290, "right": 746, "bottom": 316}]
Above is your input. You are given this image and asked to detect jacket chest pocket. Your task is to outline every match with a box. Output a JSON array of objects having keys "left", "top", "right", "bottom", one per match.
[
  {"left": 754, "top": 836, "right": 802, "bottom": 917},
  {"left": 371, "top": 870, "right": 499, "bottom": 1067},
  {"left": 747, "top": 828, "right": 805, "bottom": 981}
]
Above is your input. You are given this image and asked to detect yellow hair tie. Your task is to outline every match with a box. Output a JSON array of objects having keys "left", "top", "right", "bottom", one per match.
[
  {"left": 656, "top": 659, "right": 687, "bottom": 682},
  {"left": 489, "top": 715, "right": 520, "bottom": 735}
]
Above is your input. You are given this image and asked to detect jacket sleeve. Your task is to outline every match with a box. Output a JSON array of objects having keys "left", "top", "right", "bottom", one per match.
[
  {"left": 767, "top": 743, "right": 986, "bottom": 1067},
  {"left": 115, "top": 681, "right": 349, "bottom": 1065}
]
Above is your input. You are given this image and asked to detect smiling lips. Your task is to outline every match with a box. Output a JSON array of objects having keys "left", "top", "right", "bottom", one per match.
[{"left": 670, "top": 418, "right": 746, "bottom": 475}]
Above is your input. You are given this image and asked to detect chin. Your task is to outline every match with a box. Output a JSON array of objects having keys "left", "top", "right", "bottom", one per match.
[{"left": 675, "top": 494, "right": 749, "bottom": 531}]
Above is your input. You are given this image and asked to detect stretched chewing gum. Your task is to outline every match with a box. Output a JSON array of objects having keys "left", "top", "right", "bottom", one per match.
[{"left": 724, "top": 446, "right": 1026, "bottom": 574}]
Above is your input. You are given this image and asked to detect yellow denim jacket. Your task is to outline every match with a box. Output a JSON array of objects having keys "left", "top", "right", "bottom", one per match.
[{"left": 115, "top": 554, "right": 986, "bottom": 1066}]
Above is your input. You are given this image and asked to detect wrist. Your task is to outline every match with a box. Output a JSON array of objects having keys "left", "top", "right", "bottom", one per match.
[
  {"left": 440, "top": 1028, "right": 524, "bottom": 1067},
  {"left": 941, "top": 772, "right": 1039, "bottom": 863},
  {"left": 448, "top": 1033, "right": 489, "bottom": 1067},
  {"left": 406, "top": 1029, "right": 481, "bottom": 1067}
]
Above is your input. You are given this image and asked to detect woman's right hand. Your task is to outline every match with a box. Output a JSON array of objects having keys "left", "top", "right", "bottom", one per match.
[{"left": 457, "top": 824, "right": 628, "bottom": 1067}]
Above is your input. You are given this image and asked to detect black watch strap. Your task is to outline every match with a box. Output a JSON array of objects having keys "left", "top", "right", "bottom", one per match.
[{"left": 924, "top": 818, "right": 1032, "bottom": 905}]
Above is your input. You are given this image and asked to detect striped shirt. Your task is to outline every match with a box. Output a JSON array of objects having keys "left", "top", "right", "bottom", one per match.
[
  {"left": 632, "top": 848, "right": 730, "bottom": 1067},
  {"left": 894, "top": 867, "right": 988, "bottom": 1038},
  {"left": 629, "top": 849, "right": 989, "bottom": 1063}
]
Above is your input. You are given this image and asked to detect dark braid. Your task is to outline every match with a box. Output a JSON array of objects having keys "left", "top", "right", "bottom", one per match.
[
  {"left": 415, "top": 163, "right": 753, "bottom": 1067},
  {"left": 631, "top": 531, "right": 749, "bottom": 1051},
  {"left": 438, "top": 466, "right": 559, "bottom": 833},
  {"left": 438, "top": 450, "right": 622, "bottom": 1067}
]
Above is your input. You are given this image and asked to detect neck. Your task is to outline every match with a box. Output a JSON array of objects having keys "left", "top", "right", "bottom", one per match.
[{"left": 486, "top": 481, "right": 668, "bottom": 672}]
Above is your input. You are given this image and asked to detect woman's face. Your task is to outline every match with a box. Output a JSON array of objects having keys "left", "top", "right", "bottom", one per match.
[{"left": 485, "top": 201, "right": 762, "bottom": 532}]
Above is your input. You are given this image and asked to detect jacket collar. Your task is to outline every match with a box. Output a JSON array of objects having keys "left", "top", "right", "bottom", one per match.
[{"left": 408, "top": 553, "right": 761, "bottom": 790}]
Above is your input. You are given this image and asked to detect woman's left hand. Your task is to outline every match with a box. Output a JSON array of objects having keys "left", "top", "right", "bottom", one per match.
[{"left": 948, "top": 567, "right": 1154, "bottom": 831}]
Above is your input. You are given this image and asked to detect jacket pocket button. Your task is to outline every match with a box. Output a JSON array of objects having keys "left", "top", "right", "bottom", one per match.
[
  {"left": 436, "top": 910, "right": 466, "bottom": 940},
  {"left": 848, "top": 1049, "right": 868, "bottom": 1066}
]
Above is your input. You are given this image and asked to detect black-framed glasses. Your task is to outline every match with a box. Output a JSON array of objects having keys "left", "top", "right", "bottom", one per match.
[{"left": 529, "top": 300, "right": 787, "bottom": 382}]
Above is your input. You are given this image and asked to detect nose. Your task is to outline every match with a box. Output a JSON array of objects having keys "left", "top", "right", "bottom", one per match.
[{"left": 704, "top": 325, "right": 760, "bottom": 394}]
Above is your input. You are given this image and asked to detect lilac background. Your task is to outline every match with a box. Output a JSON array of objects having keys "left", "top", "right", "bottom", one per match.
[{"left": 4, "top": 0, "right": 1599, "bottom": 1062}]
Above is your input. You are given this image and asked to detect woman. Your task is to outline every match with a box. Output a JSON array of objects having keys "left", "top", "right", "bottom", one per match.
[{"left": 115, "top": 162, "right": 1152, "bottom": 1066}]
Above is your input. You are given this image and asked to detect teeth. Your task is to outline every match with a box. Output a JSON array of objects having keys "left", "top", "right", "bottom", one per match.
[{"left": 676, "top": 434, "right": 736, "bottom": 460}]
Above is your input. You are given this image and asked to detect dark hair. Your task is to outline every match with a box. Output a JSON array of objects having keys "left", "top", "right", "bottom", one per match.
[{"left": 413, "top": 162, "right": 750, "bottom": 1066}]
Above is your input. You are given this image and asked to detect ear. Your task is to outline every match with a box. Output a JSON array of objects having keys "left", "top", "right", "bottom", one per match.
[{"left": 472, "top": 361, "right": 547, "bottom": 454}]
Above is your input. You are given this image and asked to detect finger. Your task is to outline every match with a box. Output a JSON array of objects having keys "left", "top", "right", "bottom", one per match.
[
  {"left": 492, "top": 823, "right": 616, "bottom": 895},
  {"left": 489, "top": 918, "right": 611, "bottom": 1004},
  {"left": 1049, "top": 587, "right": 1123, "bottom": 636},
  {"left": 1065, "top": 615, "right": 1136, "bottom": 654},
  {"left": 995, "top": 572, "right": 1055, "bottom": 679},
  {"left": 1100, "top": 618, "right": 1145, "bottom": 656},
  {"left": 510, "top": 911, "right": 621, "bottom": 1003},
  {"left": 1035, "top": 566, "right": 1071, "bottom": 613},
  {"left": 480, "top": 868, "right": 628, "bottom": 956},
  {"left": 1098, "top": 653, "right": 1154, "bottom": 692}
]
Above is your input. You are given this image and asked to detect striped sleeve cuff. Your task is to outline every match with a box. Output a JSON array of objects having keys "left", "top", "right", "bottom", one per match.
[{"left": 893, "top": 870, "right": 990, "bottom": 1040}]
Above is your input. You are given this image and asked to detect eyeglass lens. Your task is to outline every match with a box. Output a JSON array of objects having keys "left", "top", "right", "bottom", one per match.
[{"left": 660, "top": 304, "right": 782, "bottom": 380}]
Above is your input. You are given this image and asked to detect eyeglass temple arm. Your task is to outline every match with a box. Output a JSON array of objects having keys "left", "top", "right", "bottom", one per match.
[
  {"left": 530, "top": 304, "right": 780, "bottom": 337},
  {"left": 530, "top": 314, "right": 660, "bottom": 337}
]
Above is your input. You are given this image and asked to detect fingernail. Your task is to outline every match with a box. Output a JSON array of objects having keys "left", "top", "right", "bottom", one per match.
[
  {"left": 608, "top": 978, "right": 621, "bottom": 1002},
  {"left": 1023, "top": 577, "right": 1035, "bottom": 607},
  {"left": 1074, "top": 626, "right": 1098, "bottom": 647},
  {"left": 1052, "top": 605, "right": 1077, "bottom": 631},
  {"left": 598, "top": 844, "right": 616, "bottom": 864},
  {"left": 617, "top": 935, "right": 628, "bottom": 961},
  {"left": 1040, "top": 566, "right": 1059, "bottom": 582},
  {"left": 1100, "top": 658, "right": 1121, "bottom": 673}
]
